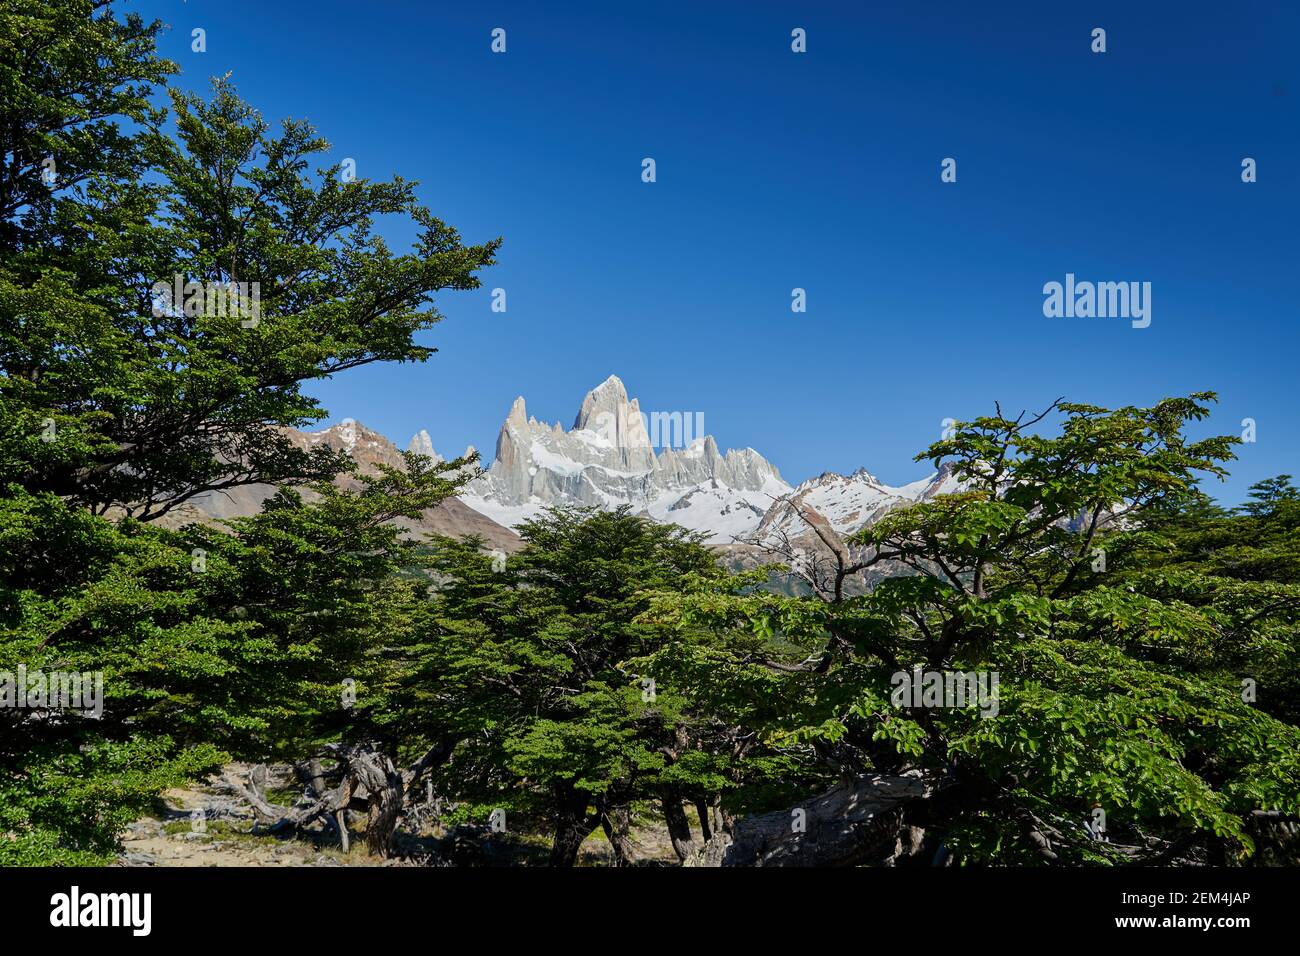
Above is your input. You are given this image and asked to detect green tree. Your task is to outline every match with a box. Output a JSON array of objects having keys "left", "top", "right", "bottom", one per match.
[
  {"left": 1240, "top": 475, "right": 1299, "bottom": 518},
  {"left": 1127, "top": 474, "right": 1300, "bottom": 729},
  {"left": 652, "top": 396, "right": 1300, "bottom": 865},
  {"left": 402, "top": 507, "right": 786, "bottom": 865},
  {"left": 1, "top": 0, "right": 496, "bottom": 863},
  {"left": 5, "top": 68, "right": 498, "bottom": 516}
]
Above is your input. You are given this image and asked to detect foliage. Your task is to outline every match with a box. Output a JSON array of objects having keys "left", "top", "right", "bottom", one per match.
[
  {"left": 1, "top": 0, "right": 493, "bottom": 862},
  {"left": 647, "top": 397, "right": 1300, "bottom": 864},
  {"left": 383, "top": 507, "right": 789, "bottom": 861}
]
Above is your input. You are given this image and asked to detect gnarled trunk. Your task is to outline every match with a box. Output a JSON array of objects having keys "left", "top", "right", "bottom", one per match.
[
  {"left": 550, "top": 784, "right": 599, "bottom": 867},
  {"left": 600, "top": 804, "right": 635, "bottom": 866},
  {"left": 217, "top": 738, "right": 461, "bottom": 859},
  {"left": 346, "top": 748, "right": 405, "bottom": 857},
  {"left": 660, "top": 790, "right": 697, "bottom": 862}
]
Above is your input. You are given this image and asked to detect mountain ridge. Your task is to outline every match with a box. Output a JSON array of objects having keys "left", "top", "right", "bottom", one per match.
[
  {"left": 181, "top": 375, "right": 954, "bottom": 552},
  {"left": 182, "top": 420, "right": 520, "bottom": 551},
  {"left": 451, "top": 375, "right": 952, "bottom": 544}
]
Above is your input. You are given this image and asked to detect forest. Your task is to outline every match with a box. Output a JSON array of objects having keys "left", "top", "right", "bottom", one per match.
[{"left": 2, "top": 0, "right": 1298, "bottom": 868}]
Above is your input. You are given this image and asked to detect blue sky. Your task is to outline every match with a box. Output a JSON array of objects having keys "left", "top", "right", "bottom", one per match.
[{"left": 133, "top": 0, "right": 1298, "bottom": 500}]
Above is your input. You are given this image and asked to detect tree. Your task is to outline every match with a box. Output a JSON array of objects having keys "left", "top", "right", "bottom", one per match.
[
  {"left": 1239, "top": 475, "right": 1299, "bottom": 518},
  {"left": 1128, "top": 474, "right": 1300, "bottom": 730},
  {"left": 654, "top": 395, "right": 1300, "bottom": 865},
  {"left": 1, "top": 0, "right": 497, "bottom": 863},
  {"left": 0, "top": 0, "right": 175, "bottom": 247},
  {"left": 401, "top": 507, "right": 786, "bottom": 865},
  {"left": 4, "top": 7, "right": 498, "bottom": 516}
]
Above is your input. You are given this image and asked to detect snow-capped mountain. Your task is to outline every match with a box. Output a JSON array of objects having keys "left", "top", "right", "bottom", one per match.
[
  {"left": 454, "top": 376, "right": 957, "bottom": 544},
  {"left": 754, "top": 462, "right": 960, "bottom": 541},
  {"left": 459, "top": 376, "right": 792, "bottom": 541},
  {"left": 407, "top": 429, "right": 438, "bottom": 461},
  {"left": 404, "top": 429, "right": 479, "bottom": 477},
  {"left": 179, "top": 375, "right": 960, "bottom": 553}
]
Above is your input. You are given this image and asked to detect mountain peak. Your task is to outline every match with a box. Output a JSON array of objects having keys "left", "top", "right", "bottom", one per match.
[
  {"left": 506, "top": 395, "right": 528, "bottom": 428},
  {"left": 463, "top": 375, "right": 790, "bottom": 541},
  {"left": 594, "top": 373, "right": 626, "bottom": 394},
  {"left": 408, "top": 429, "right": 440, "bottom": 461},
  {"left": 573, "top": 375, "right": 631, "bottom": 431}
]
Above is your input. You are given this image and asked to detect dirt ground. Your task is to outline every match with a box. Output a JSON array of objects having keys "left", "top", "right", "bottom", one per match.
[{"left": 117, "top": 769, "right": 681, "bottom": 867}]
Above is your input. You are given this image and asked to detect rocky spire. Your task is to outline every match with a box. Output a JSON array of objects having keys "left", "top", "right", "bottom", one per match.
[
  {"left": 463, "top": 375, "right": 791, "bottom": 540},
  {"left": 505, "top": 396, "right": 528, "bottom": 429},
  {"left": 572, "top": 375, "right": 630, "bottom": 431},
  {"left": 407, "top": 429, "right": 441, "bottom": 462}
]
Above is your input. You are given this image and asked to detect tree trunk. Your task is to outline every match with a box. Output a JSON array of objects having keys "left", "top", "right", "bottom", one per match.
[
  {"left": 220, "top": 743, "right": 454, "bottom": 857},
  {"left": 352, "top": 751, "right": 405, "bottom": 857},
  {"left": 694, "top": 798, "right": 712, "bottom": 842},
  {"left": 297, "top": 757, "right": 341, "bottom": 840},
  {"left": 713, "top": 795, "right": 732, "bottom": 839},
  {"left": 297, "top": 757, "right": 328, "bottom": 798},
  {"left": 661, "top": 790, "right": 697, "bottom": 862},
  {"left": 336, "top": 809, "right": 350, "bottom": 853},
  {"left": 601, "top": 804, "right": 635, "bottom": 866},
  {"left": 550, "top": 785, "right": 599, "bottom": 867},
  {"left": 550, "top": 826, "right": 586, "bottom": 866}
]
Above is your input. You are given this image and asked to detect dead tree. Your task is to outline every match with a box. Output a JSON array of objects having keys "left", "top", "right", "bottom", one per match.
[{"left": 217, "top": 737, "right": 460, "bottom": 858}]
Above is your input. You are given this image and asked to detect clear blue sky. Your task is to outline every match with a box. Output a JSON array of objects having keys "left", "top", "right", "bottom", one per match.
[{"left": 132, "top": 0, "right": 1298, "bottom": 500}]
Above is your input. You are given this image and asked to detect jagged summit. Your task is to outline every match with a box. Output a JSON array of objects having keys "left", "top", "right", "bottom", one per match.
[
  {"left": 392, "top": 376, "right": 957, "bottom": 546},
  {"left": 506, "top": 395, "right": 528, "bottom": 428},
  {"left": 184, "top": 378, "right": 956, "bottom": 557},
  {"left": 573, "top": 375, "right": 637, "bottom": 432},
  {"left": 407, "top": 429, "right": 440, "bottom": 462},
  {"left": 459, "top": 376, "right": 789, "bottom": 541},
  {"left": 755, "top": 464, "right": 955, "bottom": 542}
]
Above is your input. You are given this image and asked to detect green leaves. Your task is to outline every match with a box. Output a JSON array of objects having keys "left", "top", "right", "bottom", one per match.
[
  {"left": 4, "top": 64, "right": 499, "bottom": 519},
  {"left": 647, "top": 396, "right": 1297, "bottom": 864},
  {"left": 2, "top": 0, "right": 502, "bottom": 863},
  {"left": 409, "top": 508, "right": 794, "bottom": 833}
]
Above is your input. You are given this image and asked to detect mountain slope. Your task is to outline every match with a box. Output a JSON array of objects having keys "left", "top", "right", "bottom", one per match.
[
  {"left": 185, "top": 420, "right": 521, "bottom": 551},
  {"left": 753, "top": 462, "right": 960, "bottom": 542}
]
